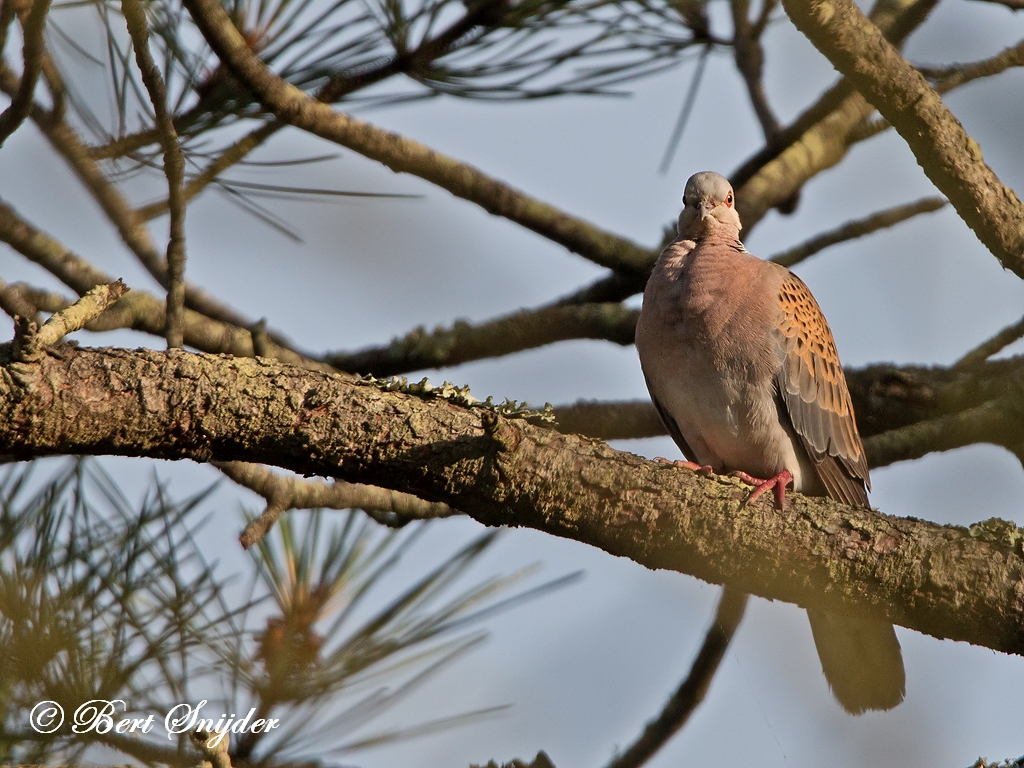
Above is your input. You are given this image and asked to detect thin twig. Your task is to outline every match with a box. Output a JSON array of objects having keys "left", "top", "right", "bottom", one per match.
[
  {"left": 0, "top": 62, "right": 318, "bottom": 362},
  {"left": 0, "top": 62, "right": 301, "bottom": 353},
  {"left": 770, "top": 197, "right": 946, "bottom": 268},
  {"left": 731, "top": 0, "right": 781, "bottom": 142},
  {"left": 135, "top": 119, "right": 280, "bottom": 219},
  {"left": 0, "top": 0, "right": 52, "bottom": 146},
  {"left": 10, "top": 280, "right": 128, "bottom": 361},
  {"left": 969, "top": 0, "right": 1024, "bottom": 9},
  {"left": 179, "top": 0, "right": 656, "bottom": 276},
  {"left": 751, "top": 0, "right": 780, "bottom": 37},
  {"left": 930, "top": 37, "right": 1024, "bottom": 92},
  {"left": 122, "top": 0, "right": 188, "bottom": 348},
  {"left": 954, "top": 315, "right": 1024, "bottom": 369},
  {"left": 603, "top": 588, "right": 748, "bottom": 768},
  {"left": 37, "top": 44, "right": 64, "bottom": 120},
  {"left": 659, "top": 44, "right": 711, "bottom": 173},
  {"left": 214, "top": 461, "right": 458, "bottom": 548},
  {"left": 326, "top": 303, "right": 639, "bottom": 376},
  {"left": 0, "top": 196, "right": 331, "bottom": 370},
  {"left": 0, "top": 277, "right": 43, "bottom": 321},
  {"left": 92, "top": 0, "right": 504, "bottom": 163},
  {"left": 552, "top": 272, "right": 649, "bottom": 307},
  {"left": 0, "top": 0, "right": 18, "bottom": 59}
]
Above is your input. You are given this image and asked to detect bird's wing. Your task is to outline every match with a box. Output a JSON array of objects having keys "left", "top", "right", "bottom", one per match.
[
  {"left": 644, "top": 376, "right": 699, "bottom": 463},
  {"left": 774, "top": 272, "right": 870, "bottom": 506}
]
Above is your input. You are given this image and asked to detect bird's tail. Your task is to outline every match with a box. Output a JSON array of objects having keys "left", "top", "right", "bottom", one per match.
[{"left": 806, "top": 608, "right": 906, "bottom": 714}]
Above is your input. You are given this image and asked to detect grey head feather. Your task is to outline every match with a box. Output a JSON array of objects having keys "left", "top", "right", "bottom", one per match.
[
  {"left": 682, "top": 171, "right": 733, "bottom": 207},
  {"left": 679, "top": 171, "right": 743, "bottom": 237}
]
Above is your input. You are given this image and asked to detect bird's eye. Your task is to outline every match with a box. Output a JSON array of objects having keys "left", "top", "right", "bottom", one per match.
[{"left": 725, "top": 193, "right": 734, "bottom": 206}]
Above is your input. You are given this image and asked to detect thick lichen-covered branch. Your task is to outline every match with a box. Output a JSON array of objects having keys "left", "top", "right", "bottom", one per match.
[
  {"left": 782, "top": 0, "right": 1024, "bottom": 278},
  {"left": 3, "top": 346, "right": 1024, "bottom": 657},
  {"left": 5, "top": 214, "right": 1018, "bottom": 478}
]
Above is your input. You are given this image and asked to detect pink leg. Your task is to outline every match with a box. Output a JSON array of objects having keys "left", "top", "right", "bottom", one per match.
[
  {"left": 655, "top": 457, "right": 715, "bottom": 476},
  {"left": 729, "top": 469, "right": 794, "bottom": 509}
]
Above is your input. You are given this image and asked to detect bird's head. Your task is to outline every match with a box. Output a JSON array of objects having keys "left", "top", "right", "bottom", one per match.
[{"left": 677, "top": 171, "right": 742, "bottom": 239}]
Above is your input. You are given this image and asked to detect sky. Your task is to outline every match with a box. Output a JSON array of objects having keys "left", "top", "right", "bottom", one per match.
[{"left": 3, "top": 0, "right": 1024, "bottom": 765}]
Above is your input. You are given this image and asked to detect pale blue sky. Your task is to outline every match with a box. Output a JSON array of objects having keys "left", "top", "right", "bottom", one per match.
[{"left": 3, "top": 1, "right": 1024, "bottom": 765}]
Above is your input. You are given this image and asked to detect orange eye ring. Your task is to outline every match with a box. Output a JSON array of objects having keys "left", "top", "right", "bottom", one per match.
[{"left": 725, "top": 192, "right": 734, "bottom": 207}]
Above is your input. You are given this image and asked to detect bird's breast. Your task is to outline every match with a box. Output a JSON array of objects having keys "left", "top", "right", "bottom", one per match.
[{"left": 636, "top": 256, "right": 809, "bottom": 485}]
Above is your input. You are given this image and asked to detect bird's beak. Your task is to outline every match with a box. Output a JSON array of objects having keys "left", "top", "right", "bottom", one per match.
[{"left": 698, "top": 199, "right": 715, "bottom": 219}]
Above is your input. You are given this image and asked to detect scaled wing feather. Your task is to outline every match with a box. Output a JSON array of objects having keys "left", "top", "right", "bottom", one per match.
[{"left": 774, "top": 274, "right": 870, "bottom": 506}]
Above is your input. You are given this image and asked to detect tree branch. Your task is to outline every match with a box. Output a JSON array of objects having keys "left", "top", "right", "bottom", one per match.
[
  {"left": 9, "top": 280, "right": 126, "bottom": 362},
  {"left": 547, "top": 358, "right": 1024, "bottom": 462},
  {"left": 3, "top": 346, "right": 1024, "bottom": 657},
  {"left": 0, "top": 197, "right": 329, "bottom": 370},
  {"left": 179, "top": 0, "right": 656, "bottom": 276},
  {"left": 0, "top": 277, "right": 43, "bottom": 322},
  {"left": 924, "top": 37, "right": 1024, "bottom": 92},
  {"left": 550, "top": 399, "right": 667, "bottom": 441},
  {"left": 8, "top": 235, "right": 1016, "bottom": 478},
  {"left": 729, "top": 0, "right": 937, "bottom": 227},
  {"left": 782, "top": 0, "right": 1024, "bottom": 278},
  {"left": 0, "top": 63, "right": 298, "bottom": 348},
  {"left": 864, "top": 377, "right": 1024, "bottom": 467},
  {"left": 214, "top": 460, "right": 457, "bottom": 547},
  {"left": 955, "top": 315, "right": 1024, "bottom": 370},
  {"left": 122, "top": 0, "right": 188, "bottom": 348},
  {"left": 603, "top": 588, "right": 748, "bottom": 768},
  {"left": 731, "top": 0, "right": 782, "bottom": 142},
  {"left": 135, "top": 119, "right": 281, "bottom": 220},
  {"left": 326, "top": 303, "right": 638, "bottom": 376},
  {"left": 969, "top": 0, "right": 1024, "bottom": 9},
  {"left": 847, "top": 37, "right": 1024, "bottom": 145},
  {"left": 551, "top": 272, "right": 648, "bottom": 307},
  {"left": 731, "top": 0, "right": 939, "bottom": 230},
  {"left": 92, "top": 0, "right": 504, "bottom": 163},
  {"left": 769, "top": 196, "right": 946, "bottom": 268},
  {"left": 0, "top": 0, "right": 51, "bottom": 146}
]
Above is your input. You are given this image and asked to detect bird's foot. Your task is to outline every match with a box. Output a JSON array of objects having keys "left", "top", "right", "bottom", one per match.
[
  {"left": 730, "top": 469, "right": 793, "bottom": 509},
  {"left": 655, "top": 458, "right": 715, "bottom": 476}
]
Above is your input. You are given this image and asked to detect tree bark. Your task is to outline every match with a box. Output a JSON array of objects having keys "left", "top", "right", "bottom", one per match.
[
  {"left": 3, "top": 345, "right": 1024, "bottom": 657},
  {"left": 782, "top": 0, "right": 1024, "bottom": 278}
]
